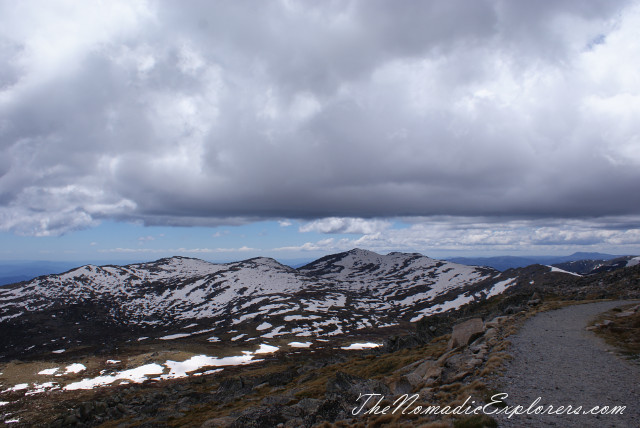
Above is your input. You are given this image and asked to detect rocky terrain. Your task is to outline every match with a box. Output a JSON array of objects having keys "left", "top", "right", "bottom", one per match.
[
  {"left": 0, "top": 249, "right": 526, "bottom": 361},
  {"left": 0, "top": 250, "right": 638, "bottom": 426}
]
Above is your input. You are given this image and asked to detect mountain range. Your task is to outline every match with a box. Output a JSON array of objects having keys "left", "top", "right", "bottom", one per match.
[
  {"left": 4, "top": 248, "right": 638, "bottom": 362},
  {"left": 446, "top": 252, "right": 625, "bottom": 271},
  {"left": 0, "top": 249, "right": 527, "bottom": 360}
]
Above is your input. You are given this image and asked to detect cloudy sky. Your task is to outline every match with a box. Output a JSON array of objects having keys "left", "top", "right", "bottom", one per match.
[{"left": 1, "top": 0, "right": 639, "bottom": 262}]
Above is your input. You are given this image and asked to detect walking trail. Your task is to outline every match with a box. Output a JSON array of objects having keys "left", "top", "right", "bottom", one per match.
[{"left": 492, "top": 300, "right": 640, "bottom": 427}]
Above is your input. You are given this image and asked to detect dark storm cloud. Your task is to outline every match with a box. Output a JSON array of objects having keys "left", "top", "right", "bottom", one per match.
[{"left": 0, "top": 0, "right": 639, "bottom": 235}]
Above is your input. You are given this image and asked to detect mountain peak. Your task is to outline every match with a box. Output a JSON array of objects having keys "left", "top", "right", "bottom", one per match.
[{"left": 345, "top": 248, "right": 380, "bottom": 257}]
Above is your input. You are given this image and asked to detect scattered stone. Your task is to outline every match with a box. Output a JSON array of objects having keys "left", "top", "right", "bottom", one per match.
[
  {"left": 294, "top": 398, "right": 322, "bottom": 414},
  {"left": 486, "top": 316, "right": 508, "bottom": 328},
  {"left": 615, "top": 311, "right": 635, "bottom": 318},
  {"left": 504, "top": 305, "right": 522, "bottom": 314},
  {"left": 484, "top": 328, "right": 498, "bottom": 341},
  {"left": 411, "top": 359, "right": 435, "bottom": 378},
  {"left": 423, "top": 365, "right": 443, "bottom": 381},
  {"left": 467, "top": 358, "right": 484, "bottom": 369},
  {"left": 448, "top": 318, "right": 485, "bottom": 349},
  {"left": 388, "top": 376, "right": 412, "bottom": 395}
]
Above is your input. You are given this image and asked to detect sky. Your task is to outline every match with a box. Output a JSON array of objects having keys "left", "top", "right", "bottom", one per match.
[{"left": 1, "top": 0, "right": 640, "bottom": 263}]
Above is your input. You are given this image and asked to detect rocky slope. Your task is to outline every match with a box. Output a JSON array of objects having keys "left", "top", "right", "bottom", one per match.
[
  {"left": 0, "top": 249, "right": 530, "bottom": 360},
  {"left": 0, "top": 257, "right": 639, "bottom": 426}
]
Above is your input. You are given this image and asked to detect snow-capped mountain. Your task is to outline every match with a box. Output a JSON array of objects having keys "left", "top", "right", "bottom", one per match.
[
  {"left": 551, "top": 255, "right": 640, "bottom": 275},
  {"left": 0, "top": 249, "right": 541, "bottom": 359}
]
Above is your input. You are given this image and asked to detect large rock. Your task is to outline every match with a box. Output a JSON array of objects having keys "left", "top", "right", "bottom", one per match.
[{"left": 448, "top": 318, "right": 485, "bottom": 349}]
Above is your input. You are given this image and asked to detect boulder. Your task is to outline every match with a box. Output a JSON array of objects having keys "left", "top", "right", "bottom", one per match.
[
  {"left": 423, "top": 366, "right": 443, "bottom": 381},
  {"left": 615, "top": 311, "right": 635, "bottom": 318},
  {"left": 411, "top": 360, "right": 435, "bottom": 378},
  {"left": 388, "top": 376, "right": 412, "bottom": 395},
  {"left": 294, "top": 398, "right": 322, "bottom": 415},
  {"left": 485, "top": 316, "right": 508, "bottom": 328},
  {"left": 448, "top": 318, "right": 485, "bottom": 349}
]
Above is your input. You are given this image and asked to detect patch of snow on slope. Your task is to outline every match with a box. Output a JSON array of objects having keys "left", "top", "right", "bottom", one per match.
[
  {"left": 261, "top": 326, "right": 287, "bottom": 338},
  {"left": 256, "top": 322, "right": 272, "bottom": 331},
  {"left": 161, "top": 354, "right": 255, "bottom": 380},
  {"left": 64, "top": 364, "right": 86, "bottom": 374},
  {"left": 547, "top": 266, "right": 582, "bottom": 277},
  {"left": 486, "top": 278, "right": 517, "bottom": 298},
  {"left": 25, "top": 382, "right": 59, "bottom": 396},
  {"left": 64, "top": 364, "right": 165, "bottom": 390},
  {"left": 289, "top": 341, "right": 312, "bottom": 348},
  {"left": 340, "top": 342, "right": 381, "bottom": 350},
  {"left": 410, "top": 292, "right": 477, "bottom": 322},
  {"left": 1, "top": 384, "right": 28, "bottom": 393},
  {"left": 38, "top": 368, "right": 59, "bottom": 375},
  {"left": 254, "top": 344, "right": 279, "bottom": 354},
  {"left": 159, "top": 333, "right": 192, "bottom": 340},
  {"left": 284, "top": 315, "right": 321, "bottom": 321},
  {"left": 627, "top": 256, "right": 640, "bottom": 267}
]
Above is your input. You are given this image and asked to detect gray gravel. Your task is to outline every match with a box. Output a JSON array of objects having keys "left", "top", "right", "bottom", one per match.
[{"left": 492, "top": 301, "right": 640, "bottom": 428}]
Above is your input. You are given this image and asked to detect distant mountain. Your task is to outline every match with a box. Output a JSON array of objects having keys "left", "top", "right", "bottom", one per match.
[
  {"left": 552, "top": 256, "right": 640, "bottom": 275},
  {"left": 0, "top": 249, "right": 532, "bottom": 360},
  {"left": 4, "top": 248, "right": 630, "bottom": 361},
  {"left": 0, "top": 261, "right": 81, "bottom": 286},
  {"left": 447, "top": 252, "right": 623, "bottom": 271}
]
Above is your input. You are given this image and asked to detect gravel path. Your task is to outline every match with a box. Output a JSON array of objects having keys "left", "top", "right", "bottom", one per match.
[{"left": 493, "top": 301, "right": 640, "bottom": 428}]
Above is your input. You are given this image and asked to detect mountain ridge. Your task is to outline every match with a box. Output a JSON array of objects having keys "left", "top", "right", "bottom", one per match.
[{"left": 0, "top": 249, "right": 516, "bottom": 360}]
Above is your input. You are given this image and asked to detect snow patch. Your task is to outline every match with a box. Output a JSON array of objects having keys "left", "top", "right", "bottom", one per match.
[
  {"left": 547, "top": 266, "right": 582, "bottom": 277},
  {"left": 25, "top": 382, "right": 59, "bottom": 396},
  {"left": 627, "top": 256, "right": 640, "bottom": 267},
  {"left": 486, "top": 278, "right": 516, "bottom": 299},
  {"left": 65, "top": 363, "right": 86, "bottom": 374},
  {"left": 64, "top": 364, "right": 165, "bottom": 390},
  {"left": 1, "top": 384, "right": 28, "bottom": 393},
  {"left": 284, "top": 315, "right": 321, "bottom": 321},
  {"left": 288, "top": 341, "right": 312, "bottom": 348},
  {"left": 254, "top": 343, "right": 279, "bottom": 354},
  {"left": 161, "top": 354, "right": 255, "bottom": 380},
  {"left": 159, "top": 333, "right": 192, "bottom": 340},
  {"left": 256, "top": 322, "right": 272, "bottom": 331},
  {"left": 410, "top": 292, "right": 476, "bottom": 322},
  {"left": 38, "top": 368, "right": 59, "bottom": 375},
  {"left": 340, "top": 342, "right": 381, "bottom": 350}
]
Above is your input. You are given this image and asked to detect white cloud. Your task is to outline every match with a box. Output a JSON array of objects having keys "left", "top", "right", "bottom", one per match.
[
  {"left": 98, "top": 246, "right": 258, "bottom": 254},
  {"left": 1, "top": 1, "right": 640, "bottom": 237},
  {"left": 276, "top": 217, "right": 640, "bottom": 255},
  {"left": 300, "top": 217, "right": 391, "bottom": 234}
]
